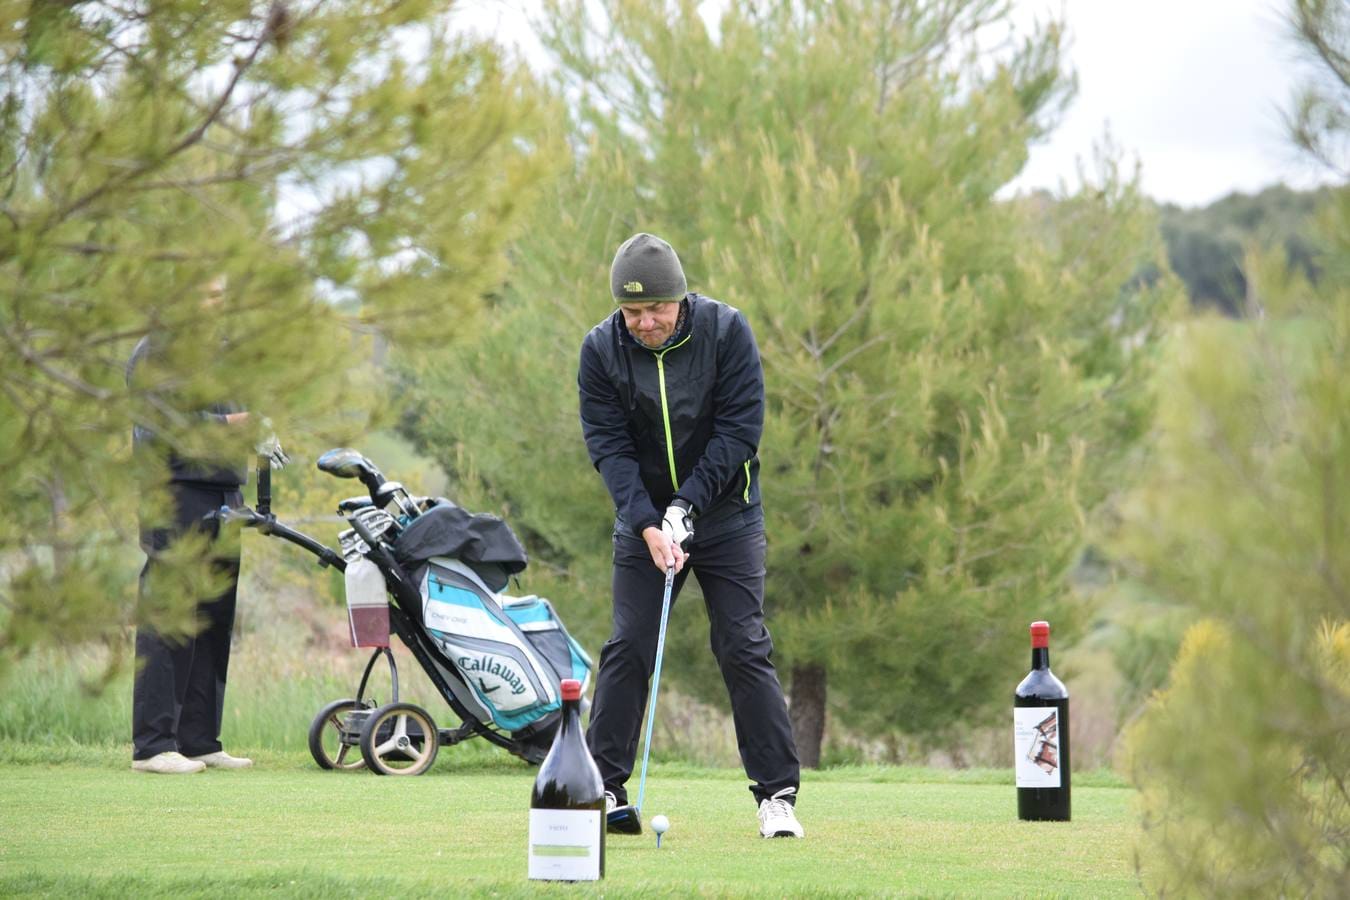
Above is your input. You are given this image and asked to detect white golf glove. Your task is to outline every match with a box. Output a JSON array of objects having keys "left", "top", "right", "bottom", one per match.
[
  {"left": 661, "top": 500, "right": 694, "bottom": 550},
  {"left": 256, "top": 417, "right": 290, "bottom": 469}
]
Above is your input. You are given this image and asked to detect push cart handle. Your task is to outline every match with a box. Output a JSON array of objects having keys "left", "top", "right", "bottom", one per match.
[
  {"left": 207, "top": 504, "right": 347, "bottom": 572},
  {"left": 256, "top": 453, "right": 272, "bottom": 517}
]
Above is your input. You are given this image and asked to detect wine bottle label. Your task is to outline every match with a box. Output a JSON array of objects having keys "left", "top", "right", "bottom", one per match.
[
  {"left": 1013, "top": 706, "right": 1062, "bottom": 788},
  {"left": 528, "top": 809, "right": 602, "bottom": 881}
]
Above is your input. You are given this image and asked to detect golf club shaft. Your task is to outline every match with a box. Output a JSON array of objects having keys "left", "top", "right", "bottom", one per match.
[{"left": 635, "top": 564, "right": 675, "bottom": 813}]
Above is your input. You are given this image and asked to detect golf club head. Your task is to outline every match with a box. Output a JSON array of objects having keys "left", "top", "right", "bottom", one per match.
[
  {"left": 316, "top": 448, "right": 385, "bottom": 493},
  {"left": 316, "top": 448, "right": 369, "bottom": 479},
  {"left": 372, "top": 481, "right": 404, "bottom": 509},
  {"left": 607, "top": 804, "right": 642, "bottom": 835}
]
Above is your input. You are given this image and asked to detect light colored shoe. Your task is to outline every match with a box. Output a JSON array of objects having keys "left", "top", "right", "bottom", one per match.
[
  {"left": 758, "top": 787, "right": 804, "bottom": 838},
  {"left": 187, "top": 750, "right": 253, "bottom": 769},
  {"left": 131, "top": 751, "right": 206, "bottom": 775},
  {"left": 605, "top": 791, "right": 618, "bottom": 814}
]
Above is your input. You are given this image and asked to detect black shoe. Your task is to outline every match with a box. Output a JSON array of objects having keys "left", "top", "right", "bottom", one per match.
[{"left": 605, "top": 791, "right": 642, "bottom": 834}]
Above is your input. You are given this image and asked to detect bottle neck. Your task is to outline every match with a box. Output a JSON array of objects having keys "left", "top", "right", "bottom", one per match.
[
  {"left": 560, "top": 697, "right": 581, "bottom": 736},
  {"left": 1030, "top": 647, "right": 1050, "bottom": 670}
]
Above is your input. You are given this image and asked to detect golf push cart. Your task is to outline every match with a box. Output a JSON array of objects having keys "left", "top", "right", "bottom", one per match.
[{"left": 215, "top": 448, "right": 592, "bottom": 775}]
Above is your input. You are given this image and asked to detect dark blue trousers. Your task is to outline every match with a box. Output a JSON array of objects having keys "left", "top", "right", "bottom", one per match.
[{"left": 586, "top": 529, "right": 800, "bottom": 805}]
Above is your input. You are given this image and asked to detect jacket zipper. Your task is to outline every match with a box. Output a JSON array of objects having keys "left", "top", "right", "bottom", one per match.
[
  {"left": 743, "top": 461, "right": 752, "bottom": 502},
  {"left": 654, "top": 335, "right": 692, "bottom": 491}
]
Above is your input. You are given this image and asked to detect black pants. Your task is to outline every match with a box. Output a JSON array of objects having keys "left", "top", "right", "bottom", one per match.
[
  {"left": 132, "top": 484, "right": 242, "bottom": 760},
  {"left": 586, "top": 529, "right": 800, "bottom": 805}
]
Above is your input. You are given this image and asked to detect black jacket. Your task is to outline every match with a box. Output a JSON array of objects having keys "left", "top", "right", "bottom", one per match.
[
  {"left": 578, "top": 293, "right": 764, "bottom": 541},
  {"left": 127, "top": 333, "right": 247, "bottom": 488}
]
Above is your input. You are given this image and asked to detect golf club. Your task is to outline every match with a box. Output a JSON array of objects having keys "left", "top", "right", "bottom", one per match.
[{"left": 607, "top": 563, "right": 676, "bottom": 835}]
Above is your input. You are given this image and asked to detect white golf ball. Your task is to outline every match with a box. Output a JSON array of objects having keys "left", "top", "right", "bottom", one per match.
[{"left": 650, "top": 814, "right": 670, "bottom": 834}]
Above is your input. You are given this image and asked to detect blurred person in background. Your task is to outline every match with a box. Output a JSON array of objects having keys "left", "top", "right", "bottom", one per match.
[{"left": 126, "top": 275, "right": 286, "bottom": 774}]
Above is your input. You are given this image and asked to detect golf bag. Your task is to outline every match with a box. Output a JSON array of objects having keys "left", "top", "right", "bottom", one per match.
[{"left": 393, "top": 502, "right": 591, "bottom": 735}]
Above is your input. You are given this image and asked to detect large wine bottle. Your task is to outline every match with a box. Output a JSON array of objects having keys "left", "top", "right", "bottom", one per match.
[
  {"left": 528, "top": 678, "right": 605, "bottom": 881},
  {"left": 1013, "top": 621, "right": 1071, "bottom": 821}
]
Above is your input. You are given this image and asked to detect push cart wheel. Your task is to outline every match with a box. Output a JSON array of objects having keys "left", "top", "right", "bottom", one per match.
[
  {"left": 359, "top": 702, "right": 439, "bottom": 776},
  {"left": 308, "top": 699, "right": 370, "bottom": 771}
]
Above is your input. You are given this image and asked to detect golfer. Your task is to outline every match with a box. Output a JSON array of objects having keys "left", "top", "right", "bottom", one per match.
[
  {"left": 126, "top": 277, "right": 285, "bottom": 774},
  {"left": 578, "top": 233, "right": 804, "bottom": 838}
]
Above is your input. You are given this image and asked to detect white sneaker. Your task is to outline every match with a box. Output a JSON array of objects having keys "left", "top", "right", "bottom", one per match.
[
  {"left": 131, "top": 752, "right": 206, "bottom": 775},
  {"left": 188, "top": 751, "right": 253, "bottom": 769},
  {"left": 605, "top": 791, "right": 618, "bottom": 813},
  {"left": 758, "top": 788, "right": 804, "bottom": 838}
]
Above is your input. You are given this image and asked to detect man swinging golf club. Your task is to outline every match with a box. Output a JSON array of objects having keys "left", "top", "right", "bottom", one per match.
[{"left": 577, "top": 233, "right": 804, "bottom": 839}]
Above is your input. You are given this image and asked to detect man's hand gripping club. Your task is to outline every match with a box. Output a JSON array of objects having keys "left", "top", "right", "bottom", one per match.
[{"left": 642, "top": 499, "right": 694, "bottom": 573}]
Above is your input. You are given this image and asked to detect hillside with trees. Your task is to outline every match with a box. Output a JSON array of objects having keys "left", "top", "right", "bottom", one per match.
[{"left": 1158, "top": 183, "right": 1330, "bottom": 315}]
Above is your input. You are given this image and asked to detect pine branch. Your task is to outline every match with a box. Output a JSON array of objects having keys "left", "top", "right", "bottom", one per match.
[
  {"left": 0, "top": 323, "right": 112, "bottom": 401},
  {"left": 45, "top": 13, "right": 274, "bottom": 229}
]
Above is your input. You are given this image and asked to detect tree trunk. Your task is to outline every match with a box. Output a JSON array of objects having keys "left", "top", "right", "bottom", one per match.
[{"left": 788, "top": 663, "right": 827, "bottom": 769}]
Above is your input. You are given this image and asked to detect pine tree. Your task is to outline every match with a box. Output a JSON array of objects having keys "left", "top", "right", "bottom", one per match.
[
  {"left": 0, "top": 2, "right": 557, "bottom": 674},
  {"left": 1123, "top": 2, "right": 1350, "bottom": 892},
  {"left": 396, "top": 0, "right": 1177, "bottom": 761}
]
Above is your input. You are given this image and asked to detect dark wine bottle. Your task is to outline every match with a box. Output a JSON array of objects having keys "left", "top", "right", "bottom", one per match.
[
  {"left": 528, "top": 678, "right": 605, "bottom": 881},
  {"left": 1014, "top": 620, "right": 1071, "bottom": 821}
]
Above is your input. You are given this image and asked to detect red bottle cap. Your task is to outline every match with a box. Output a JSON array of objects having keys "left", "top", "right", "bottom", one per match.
[
  {"left": 561, "top": 678, "right": 582, "bottom": 701},
  {"left": 1030, "top": 621, "right": 1050, "bottom": 648}
]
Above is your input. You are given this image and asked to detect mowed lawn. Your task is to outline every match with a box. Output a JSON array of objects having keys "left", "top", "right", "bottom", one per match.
[{"left": 0, "top": 751, "right": 1139, "bottom": 898}]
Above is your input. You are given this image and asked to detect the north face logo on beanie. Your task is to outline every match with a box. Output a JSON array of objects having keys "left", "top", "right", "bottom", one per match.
[{"left": 611, "top": 233, "right": 686, "bottom": 302}]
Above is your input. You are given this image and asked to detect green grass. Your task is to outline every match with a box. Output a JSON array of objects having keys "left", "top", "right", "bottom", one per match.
[{"left": 0, "top": 748, "right": 1139, "bottom": 898}]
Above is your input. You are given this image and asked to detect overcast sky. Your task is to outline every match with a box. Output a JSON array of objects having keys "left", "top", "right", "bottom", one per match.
[
  {"left": 454, "top": 0, "right": 1327, "bottom": 209},
  {"left": 1006, "top": 0, "right": 1325, "bottom": 207}
]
